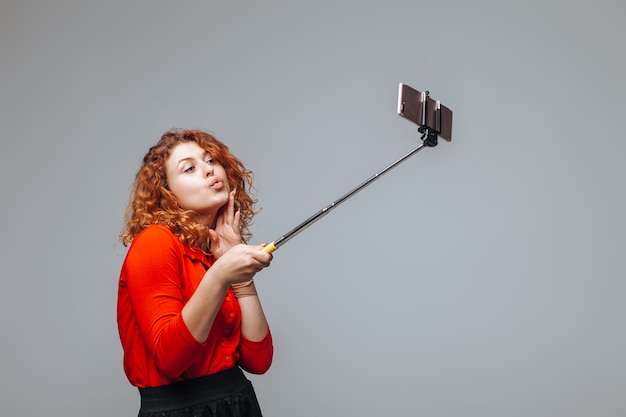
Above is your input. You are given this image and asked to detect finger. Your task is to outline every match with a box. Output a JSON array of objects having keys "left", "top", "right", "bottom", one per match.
[
  {"left": 252, "top": 245, "right": 273, "bottom": 264},
  {"left": 225, "top": 189, "right": 236, "bottom": 222},
  {"left": 233, "top": 209, "right": 241, "bottom": 231}
]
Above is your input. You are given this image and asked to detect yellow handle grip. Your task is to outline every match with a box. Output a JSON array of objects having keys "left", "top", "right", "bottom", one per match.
[{"left": 263, "top": 242, "right": 277, "bottom": 254}]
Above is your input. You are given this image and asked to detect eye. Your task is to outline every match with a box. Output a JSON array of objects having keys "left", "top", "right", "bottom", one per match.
[
  {"left": 183, "top": 164, "right": 196, "bottom": 173},
  {"left": 205, "top": 157, "right": 214, "bottom": 165}
]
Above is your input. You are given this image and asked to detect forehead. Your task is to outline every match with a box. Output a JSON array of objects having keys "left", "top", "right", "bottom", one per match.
[{"left": 167, "top": 141, "right": 206, "bottom": 162}]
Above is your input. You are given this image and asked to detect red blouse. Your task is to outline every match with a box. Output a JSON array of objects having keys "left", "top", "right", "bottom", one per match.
[{"left": 117, "top": 224, "right": 273, "bottom": 388}]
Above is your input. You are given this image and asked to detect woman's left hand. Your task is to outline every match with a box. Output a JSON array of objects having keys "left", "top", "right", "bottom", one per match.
[{"left": 209, "top": 189, "right": 242, "bottom": 258}]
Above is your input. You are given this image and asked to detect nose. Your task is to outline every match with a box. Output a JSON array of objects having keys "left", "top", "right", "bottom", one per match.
[{"left": 203, "top": 161, "right": 214, "bottom": 176}]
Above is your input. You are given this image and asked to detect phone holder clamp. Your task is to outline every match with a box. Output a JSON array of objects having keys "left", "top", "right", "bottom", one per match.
[{"left": 417, "top": 90, "right": 441, "bottom": 147}]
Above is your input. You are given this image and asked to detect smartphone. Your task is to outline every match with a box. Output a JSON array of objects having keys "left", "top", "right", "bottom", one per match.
[{"left": 397, "top": 83, "right": 452, "bottom": 141}]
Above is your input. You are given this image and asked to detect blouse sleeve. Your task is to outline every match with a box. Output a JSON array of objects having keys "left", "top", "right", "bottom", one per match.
[
  {"left": 238, "top": 329, "right": 274, "bottom": 374},
  {"left": 122, "top": 226, "right": 205, "bottom": 378}
]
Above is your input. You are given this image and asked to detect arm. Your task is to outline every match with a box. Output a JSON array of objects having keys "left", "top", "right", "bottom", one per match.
[
  {"left": 123, "top": 226, "right": 211, "bottom": 377},
  {"left": 210, "top": 190, "right": 274, "bottom": 372},
  {"left": 237, "top": 293, "right": 269, "bottom": 341},
  {"left": 237, "top": 293, "right": 274, "bottom": 374},
  {"left": 207, "top": 189, "right": 273, "bottom": 343}
]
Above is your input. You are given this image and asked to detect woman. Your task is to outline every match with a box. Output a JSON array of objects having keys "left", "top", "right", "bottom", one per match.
[{"left": 117, "top": 128, "right": 274, "bottom": 417}]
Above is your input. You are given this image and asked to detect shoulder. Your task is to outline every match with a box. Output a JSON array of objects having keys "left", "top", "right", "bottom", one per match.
[
  {"left": 132, "top": 224, "right": 181, "bottom": 247},
  {"left": 122, "top": 225, "right": 186, "bottom": 279},
  {"left": 125, "top": 225, "right": 208, "bottom": 268},
  {"left": 125, "top": 225, "right": 184, "bottom": 262}
]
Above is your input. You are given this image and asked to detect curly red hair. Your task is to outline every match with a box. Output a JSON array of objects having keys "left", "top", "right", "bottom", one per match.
[{"left": 120, "top": 129, "right": 258, "bottom": 249}]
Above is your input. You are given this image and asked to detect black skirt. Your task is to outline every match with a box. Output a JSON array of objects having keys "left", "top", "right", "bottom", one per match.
[{"left": 137, "top": 366, "right": 263, "bottom": 417}]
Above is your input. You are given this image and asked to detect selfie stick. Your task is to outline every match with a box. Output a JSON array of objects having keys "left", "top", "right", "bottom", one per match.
[{"left": 263, "top": 83, "right": 453, "bottom": 254}]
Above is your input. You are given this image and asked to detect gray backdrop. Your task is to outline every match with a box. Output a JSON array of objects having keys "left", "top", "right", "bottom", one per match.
[{"left": 1, "top": 1, "right": 625, "bottom": 416}]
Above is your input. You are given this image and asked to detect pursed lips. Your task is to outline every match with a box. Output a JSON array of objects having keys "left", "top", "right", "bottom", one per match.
[{"left": 208, "top": 177, "right": 224, "bottom": 188}]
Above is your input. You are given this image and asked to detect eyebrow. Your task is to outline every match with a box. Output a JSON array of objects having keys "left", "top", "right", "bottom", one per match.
[{"left": 175, "top": 151, "right": 211, "bottom": 168}]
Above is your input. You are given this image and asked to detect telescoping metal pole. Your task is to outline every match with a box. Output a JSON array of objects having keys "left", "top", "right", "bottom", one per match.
[{"left": 263, "top": 143, "right": 427, "bottom": 253}]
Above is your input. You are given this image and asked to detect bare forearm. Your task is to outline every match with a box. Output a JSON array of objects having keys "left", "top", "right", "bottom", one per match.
[
  {"left": 237, "top": 294, "right": 270, "bottom": 342},
  {"left": 183, "top": 242, "right": 271, "bottom": 343},
  {"left": 182, "top": 272, "right": 230, "bottom": 343}
]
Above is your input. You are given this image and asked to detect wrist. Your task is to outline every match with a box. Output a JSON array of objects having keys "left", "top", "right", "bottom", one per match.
[
  {"left": 202, "top": 263, "right": 231, "bottom": 292},
  {"left": 232, "top": 279, "right": 257, "bottom": 298}
]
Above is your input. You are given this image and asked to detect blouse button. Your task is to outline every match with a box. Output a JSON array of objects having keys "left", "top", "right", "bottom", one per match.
[
  {"left": 229, "top": 312, "right": 235, "bottom": 319},
  {"left": 226, "top": 296, "right": 232, "bottom": 302},
  {"left": 226, "top": 356, "right": 232, "bottom": 362}
]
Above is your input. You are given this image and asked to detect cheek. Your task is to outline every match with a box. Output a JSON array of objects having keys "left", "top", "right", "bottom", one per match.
[{"left": 167, "top": 179, "right": 193, "bottom": 204}]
